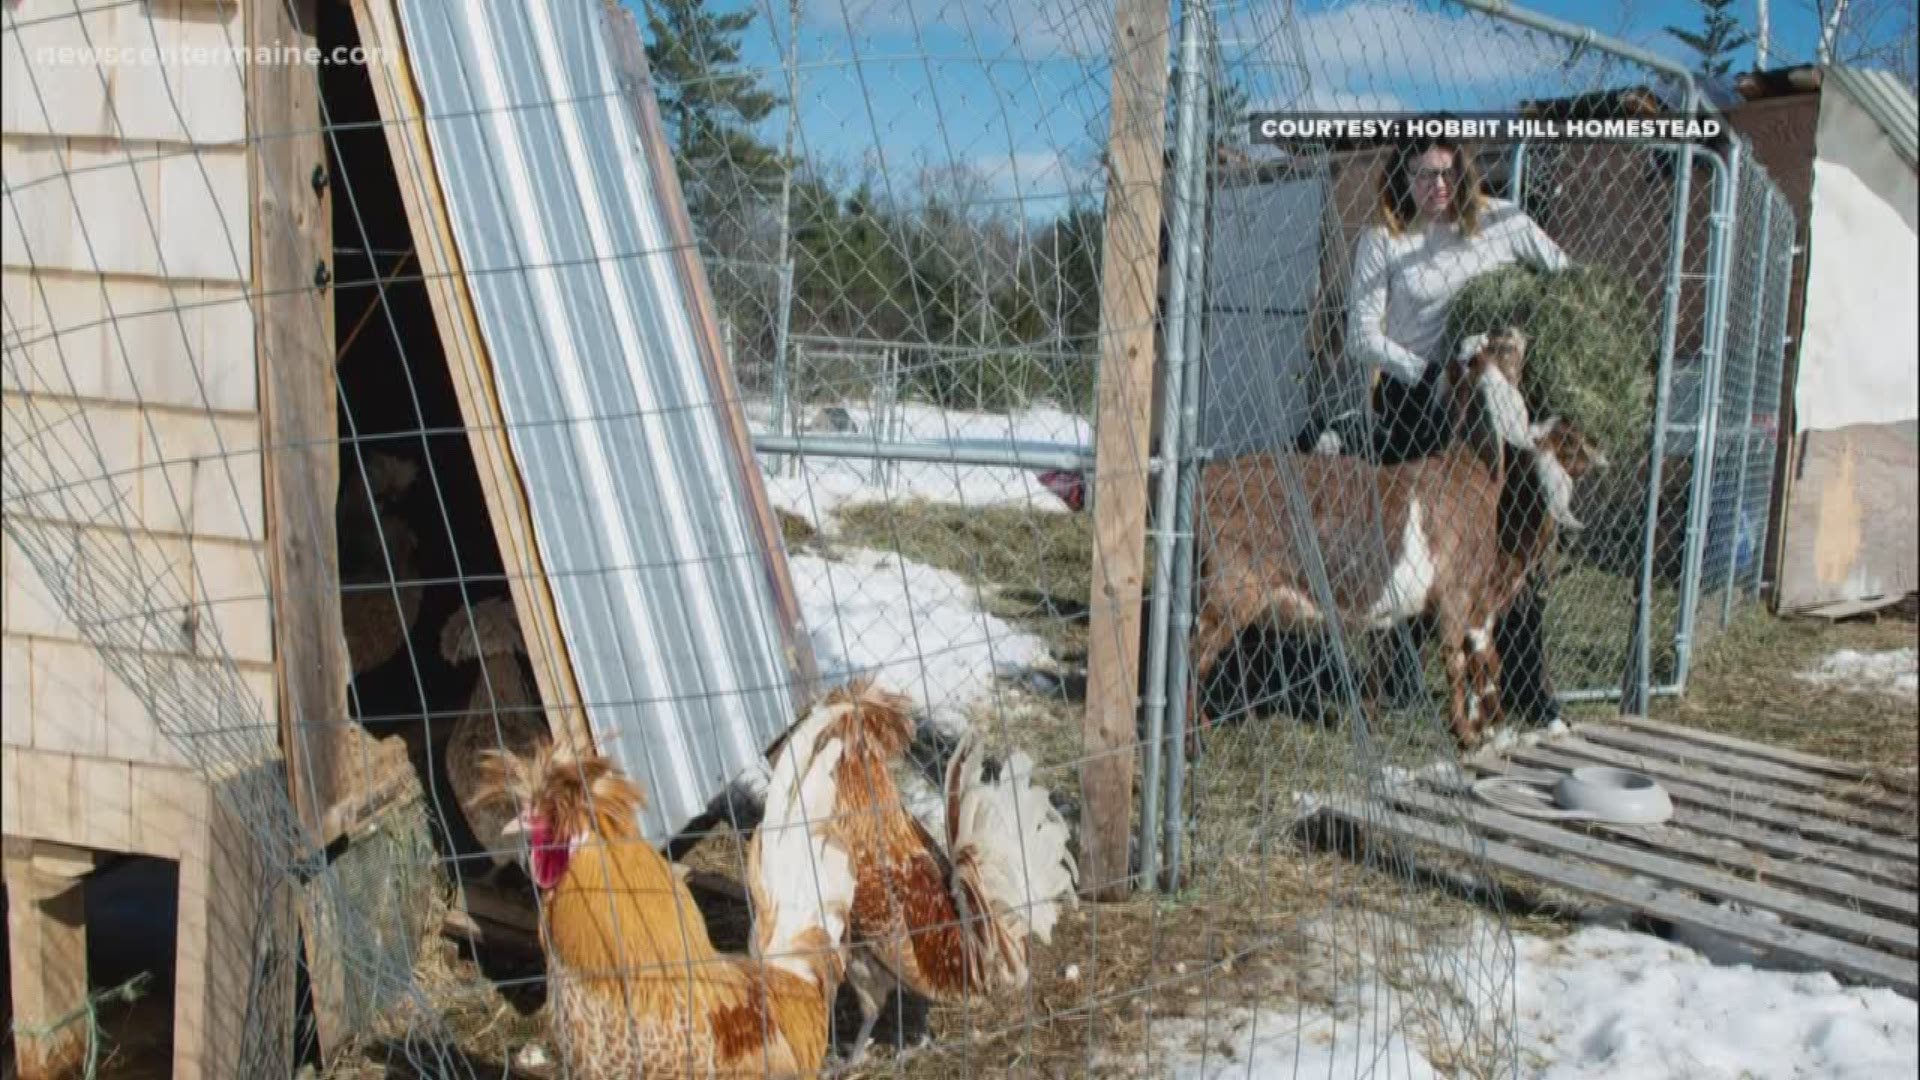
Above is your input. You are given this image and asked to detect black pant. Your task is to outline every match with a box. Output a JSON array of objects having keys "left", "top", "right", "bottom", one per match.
[
  {"left": 1493, "top": 576, "right": 1557, "bottom": 722},
  {"left": 1368, "top": 371, "right": 1560, "bottom": 722},
  {"left": 1370, "top": 369, "right": 1450, "bottom": 466}
]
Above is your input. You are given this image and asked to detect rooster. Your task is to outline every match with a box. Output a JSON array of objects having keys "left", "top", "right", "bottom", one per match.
[
  {"left": 809, "top": 680, "right": 1078, "bottom": 1062},
  {"left": 474, "top": 697, "right": 859, "bottom": 1078},
  {"left": 1035, "top": 468, "right": 1087, "bottom": 513}
]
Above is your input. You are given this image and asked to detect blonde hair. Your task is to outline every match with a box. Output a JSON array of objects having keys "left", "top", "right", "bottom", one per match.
[{"left": 1376, "top": 136, "right": 1487, "bottom": 237}]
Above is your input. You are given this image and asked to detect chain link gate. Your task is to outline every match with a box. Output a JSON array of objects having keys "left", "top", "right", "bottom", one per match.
[
  {"left": 1, "top": 0, "right": 1799, "bottom": 1076},
  {"left": 1148, "top": 2, "right": 1802, "bottom": 893}
]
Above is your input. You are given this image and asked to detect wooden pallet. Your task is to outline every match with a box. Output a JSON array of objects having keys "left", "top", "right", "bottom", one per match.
[{"left": 1320, "top": 715, "right": 1919, "bottom": 999}]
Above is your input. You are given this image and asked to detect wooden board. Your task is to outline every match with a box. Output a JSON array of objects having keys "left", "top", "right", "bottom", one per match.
[
  {"left": 1793, "top": 594, "right": 1910, "bottom": 621},
  {"left": 1079, "top": 0, "right": 1172, "bottom": 902},
  {"left": 4, "top": 837, "right": 94, "bottom": 1079},
  {"left": 0, "top": 0, "right": 247, "bottom": 146},
  {"left": 249, "top": 0, "right": 352, "bottom": 842},
  {"left": 0, "top": 272, "right": 258, "bottom": 413},
  {"left": 0, "top": 137, "right": 251, "bottom": 282},
  {"left": 1509, "top": 741, "right": 1918, "bottom": 862},
  {"left": 1473, "top": 754, "right": 1918, "bottom": 892},
  {"left": 1382, "top": 785, "right": 1916, "bottom": 950},
  {"left": 1320, "top": 796, "right": 1919, "bottom": 997},
  {"left": 350, "top": 0, "right": 593, "bottom": 756},
  {"left": 1574, "top": 723, "right": 1915, "bottom": 818},
  {"left": 1610, "top": 713, "right": 1883, "bottom": 782},
  {"left": 1317, "top": 720, "right": 1920, "bottom": 998},
  {"left": 1775, "top": 421, "right": 1919, "bottom": 613}
]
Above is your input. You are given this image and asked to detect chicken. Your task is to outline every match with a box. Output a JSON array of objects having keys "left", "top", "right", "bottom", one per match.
[
  {"left": 439, "top": 597, "right": 552, "bottom": 886},
  {"left": 338, "top": 450, "right": 422, "bottom": 676},
  {"left": 472, "top": 695, "right": 859, "bottom": 1079},
  {"left": 1036, "top": 468, "right": 1087, "bottom": 512},
  {"left": 808, "top": 680, "right": 1078, "bottom": 1061}
]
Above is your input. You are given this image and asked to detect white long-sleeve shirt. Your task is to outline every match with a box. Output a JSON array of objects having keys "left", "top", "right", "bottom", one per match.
[{"left": 1346, "top": 197, "right": 1568, "bottom": 386}]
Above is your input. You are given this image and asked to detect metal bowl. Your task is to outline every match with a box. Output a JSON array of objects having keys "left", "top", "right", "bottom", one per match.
[{"left": 1553, "top": 766, "right": 1674, "bottom": 824}]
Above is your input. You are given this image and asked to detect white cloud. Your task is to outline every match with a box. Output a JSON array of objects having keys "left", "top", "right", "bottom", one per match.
[
  {"left": 1289, "top": 86, "right": 1408, "bottom": 114},
  {"left": 971, "top": 148, "right": 1094, "bottom": 197},
  {"left": 1294, "top": 0, "right": 1569, "bottom": 88}
]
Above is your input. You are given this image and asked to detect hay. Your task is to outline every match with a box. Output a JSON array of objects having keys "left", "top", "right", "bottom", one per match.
[{"left": 1445, "top": 264, "right": 1656, "bottom": 459}]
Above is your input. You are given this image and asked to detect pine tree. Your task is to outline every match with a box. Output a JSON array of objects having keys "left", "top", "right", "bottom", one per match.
[
  {"left": 1665, "top": 0, "right": 1753, "bottom": 78},
  {"left": 643, "top": 0, "right": 784, "bottom": 220}
]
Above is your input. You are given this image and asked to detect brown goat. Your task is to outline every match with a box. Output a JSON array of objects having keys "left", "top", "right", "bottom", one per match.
[{"left": 1186, "top": 359, "right": 1605, "bottom": 749}]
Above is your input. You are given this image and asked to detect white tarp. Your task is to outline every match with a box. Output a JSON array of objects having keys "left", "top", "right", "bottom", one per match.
[{"left": 1795, "top": 76, "right": 1920, "bottom": 434}]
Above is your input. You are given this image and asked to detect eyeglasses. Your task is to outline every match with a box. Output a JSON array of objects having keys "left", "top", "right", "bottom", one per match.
[{"left": 1410, "top": 166, "right": 1458, "bottom": 185}]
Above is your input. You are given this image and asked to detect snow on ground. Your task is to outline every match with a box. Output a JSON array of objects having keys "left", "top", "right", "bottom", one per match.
[
  {"left": 788, "top": 547, "right": 1050, "bottom": 730},
  {"left": 1146, "top": 925, "right": 1919, "bottom": 1079},
  {"left": 1504, "top": 928, "right": 1917, "bottom": 1080},
  {"left": 750, "top": 399, "right": 1091, "bottom": 531},
  {"left": 1795, "top": 647, "right": 1918, "bottom": 698}
]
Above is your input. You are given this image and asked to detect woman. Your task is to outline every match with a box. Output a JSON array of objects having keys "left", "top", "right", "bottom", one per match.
[
  {"left": 1344, "top": 133, "right": 1568, "bottom": 723},
  {"left": 1348, "top": 134, "right": 1567, "bottom": 460}
]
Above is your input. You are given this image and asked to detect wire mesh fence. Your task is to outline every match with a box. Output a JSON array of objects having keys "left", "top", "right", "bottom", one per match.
[
  {"left": 1693, "top": 159, "right": 1796, "bottom": 642},
  {"left": 0, "top": 0, "right": 1799, "bottom": 1077}
]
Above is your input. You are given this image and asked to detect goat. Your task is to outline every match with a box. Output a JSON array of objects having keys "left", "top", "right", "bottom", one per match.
[
  {"left": 1441, "top": 327, "right": 1534, "bottom": 458},
  {"left": 1185, "top": 349, "right": 1605, "bottom": 750}
]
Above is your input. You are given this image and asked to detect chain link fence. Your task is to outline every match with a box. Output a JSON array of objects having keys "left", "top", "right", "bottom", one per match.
[{"left": 1, "top": 0, "right": 1798, "bottom": 1077}]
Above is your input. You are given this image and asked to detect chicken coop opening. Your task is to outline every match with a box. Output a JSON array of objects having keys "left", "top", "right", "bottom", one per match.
[
  {"left": 316, "top": 0, "right": 546, "bottom": 957},
  {"left": 83, "top": 855, "right": 178, "bottom": 1078},
  {"left": 0, "top": 855, "right": 179, "bottom": 1078}
]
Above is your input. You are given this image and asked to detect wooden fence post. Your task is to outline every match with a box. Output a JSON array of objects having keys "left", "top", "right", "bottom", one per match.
[{"left": 1080, "top": 0, "right": 1172, "bottom": 902}]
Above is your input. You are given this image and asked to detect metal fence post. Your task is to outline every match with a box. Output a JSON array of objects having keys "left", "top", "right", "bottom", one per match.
[
  {"left": 772, "top": 259, "right": 795, "bottom": 477},
  {"left": 1753, "top": 215, "right": 1802, "bottom": 606},
  {"left": 1624, "top": 104, "right": 1700, "bottom": 716},
  {"left": 1139, "top": 0, "right": 1209, "bottom": 892},
  {"left": 1722, "top": 188, "right": 1774, "bottom": 628},
  {"left": 1673, "top": 141, "right": 1740, "bottom": 691},
  {"left": 1161, "top": 2, "right": 1216, "bottom": 897}
]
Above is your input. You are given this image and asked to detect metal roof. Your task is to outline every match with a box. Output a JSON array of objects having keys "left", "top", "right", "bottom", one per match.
[
  {"left": 1826, "top": 65, "right": 1919, "bottom": 171},
  {"left": 397, "top": 0, "right": 802, "bottom": 842}
]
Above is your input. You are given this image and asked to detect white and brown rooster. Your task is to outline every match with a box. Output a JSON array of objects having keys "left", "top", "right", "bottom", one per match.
[{"left": 806, "top": 679, "right": 1078, "bottom": 1062}]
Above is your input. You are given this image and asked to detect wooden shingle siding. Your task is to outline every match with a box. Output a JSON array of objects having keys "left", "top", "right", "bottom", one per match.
[{"left": 4, "top": 0, "right": 296, "bottom": 1073}]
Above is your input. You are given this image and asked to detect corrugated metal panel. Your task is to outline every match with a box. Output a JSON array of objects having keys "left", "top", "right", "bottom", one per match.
[
  {"left": 395, "top": 0, "right": 798, "bottom": 842},
  {"left": 1827, "top": 66, "right": 1918, "bottom": 171}
]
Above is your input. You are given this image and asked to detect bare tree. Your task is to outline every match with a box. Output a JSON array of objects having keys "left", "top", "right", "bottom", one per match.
[{"left": 1796, "top": 0, "right": 1917, "bottom": 87}]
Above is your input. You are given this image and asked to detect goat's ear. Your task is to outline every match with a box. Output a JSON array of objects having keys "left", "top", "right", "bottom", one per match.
[{"left": 1456, "top": 331, "right": 1488, "bottom": 364}]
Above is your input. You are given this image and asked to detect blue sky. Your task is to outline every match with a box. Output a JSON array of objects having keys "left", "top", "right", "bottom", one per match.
[{"left": 627, "top": 0, "right": 1886, "bottom": 210}]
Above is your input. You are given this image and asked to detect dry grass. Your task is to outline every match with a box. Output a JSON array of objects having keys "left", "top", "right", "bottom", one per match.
[{"left": 1646, "top": 600, "right": 1918, "bottom": 775}]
